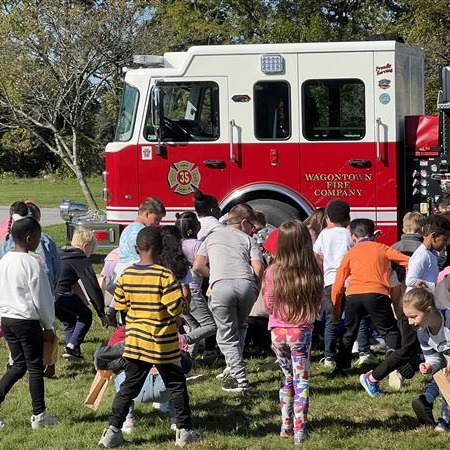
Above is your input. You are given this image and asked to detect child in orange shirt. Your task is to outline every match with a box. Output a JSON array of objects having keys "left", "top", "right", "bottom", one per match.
[{"left": 330, "top": 218, "right": 409, "bottom": 378}]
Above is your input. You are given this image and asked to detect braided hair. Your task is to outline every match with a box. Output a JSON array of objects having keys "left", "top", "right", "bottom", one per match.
[{"left": 5, "top": 201, "right": 29, "bottom": 241}]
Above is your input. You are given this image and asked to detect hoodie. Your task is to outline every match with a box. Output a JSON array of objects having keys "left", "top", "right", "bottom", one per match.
[{"left": 55, "top": 246, "right": 105, "bottom": 318}]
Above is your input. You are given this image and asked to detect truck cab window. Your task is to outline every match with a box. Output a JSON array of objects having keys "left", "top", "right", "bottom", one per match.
[
  {"left": 114, "top": 83, "right": 139, "bottom": 142},
  {"left": 145, "top": 82, "right": 219, "bottom": 142},
  {"left": 254, "top": 81, "right": 291, "bottom": 140},
  {"left": 302, "top": 79, "right": 365, "bottom": 140}
]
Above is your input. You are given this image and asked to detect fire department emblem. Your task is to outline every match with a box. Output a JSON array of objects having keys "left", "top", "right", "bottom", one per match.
[{"left": 167, "top": 161, "right": 201, "bottom": 195}]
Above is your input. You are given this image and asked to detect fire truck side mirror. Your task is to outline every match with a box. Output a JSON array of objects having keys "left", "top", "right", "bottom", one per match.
[{"left": 151, "top": 85, "right": 163, "bottom": 129}]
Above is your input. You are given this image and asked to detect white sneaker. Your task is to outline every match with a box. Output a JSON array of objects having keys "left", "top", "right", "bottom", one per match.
[
  {"left": 388, "top": 370, "right": 403, "bottom": 391},
  {"left": 354, "top": 352, "right": 378, "bottom": 368},
  {"left": 215, "top": 367, "right": 231, "bottom": 380},
  {"left": 175, "top": 428, "right": 203, "bottom": 447},
  {"left": 0, "top": 418, "right": 5, "bottom": 428},
  {"left": 319, "top": 357, "right": 336, "bottom": 367},
  {"left": 30, "top": 411, "right": 58, "bottom": 429},
  {"left": 122, "top": 417, "right": 134, "bottom": 434}
]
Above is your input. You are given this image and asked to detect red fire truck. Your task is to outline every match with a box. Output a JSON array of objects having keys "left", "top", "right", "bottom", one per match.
[{"left": 67, "top": 39, "right": 450, "bottom": 245}]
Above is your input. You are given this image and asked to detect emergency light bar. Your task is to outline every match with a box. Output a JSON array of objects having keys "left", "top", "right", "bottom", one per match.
[
  {"left": 260, "top": 54, "right": 284, "bottom": 74},
  {"left": 132, "top": 55, "right": 165, "bottom": 67}
]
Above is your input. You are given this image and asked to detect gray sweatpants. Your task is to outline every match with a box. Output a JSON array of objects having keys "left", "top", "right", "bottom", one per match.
[
  {"left": 210, "top": 279, "right": 258, "bottom": 381},
  {"left": 182, "top": 289, "right": 217, "bottom": 357}
]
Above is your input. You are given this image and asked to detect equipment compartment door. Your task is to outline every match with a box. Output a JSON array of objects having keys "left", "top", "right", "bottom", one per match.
[{"left": 299, "top": 51, "right": 392, "bottom": 235}]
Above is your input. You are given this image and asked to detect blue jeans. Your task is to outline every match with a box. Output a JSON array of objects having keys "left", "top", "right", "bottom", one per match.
[
  {"left": 323, "top": 286, "right": 370, "bottom": 358},
  {"left": 55, "top": 293, "right": 93, "bottom": 348},
  {"left": 425, "top": 379, "right": 450, "bottom": 422}
]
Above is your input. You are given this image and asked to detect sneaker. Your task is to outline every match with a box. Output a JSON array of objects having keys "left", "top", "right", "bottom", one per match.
[
  {"left": 359, "top": 372, "right": 381, "bottom": 398},
  {"left": 280, "top": 427, "right": 294, "bottom": 438},
  {"left": 43, "top": 364, "right": 56, "bottom": 378},
  {"left": 30, "top": 411, "right": 58, "bottom": 429},
  {"left": 435, "top": 418, "right": 450, "bottom": 432},
  {"left": 62, "top": 346, "right": 83, "bottom": 361},
  {"left": 170, "top": 423, "right": 177, "bottom": 431},
  {"left": 388, "top": 370, "right": 403, "bottom": 391},
  {"left": 411, "top": 395, "right": 435, "bottom": 425},
  {"left": 354, "top": 352, "right": 378, "bottom": 368},
  {"left": 215, "top": 367, "right": 231, "bottom": 380},
  {"left": 122, "top": 417, "right": 134, "bottom": 434},
  {"left": 351, "top": 341, "right": 359, "bottom": 355},
  {"left": 222, "top": 377, "right": 249, "bottom": 393},
  {"left": 0, "top": 418, "right": 5, "bottom": 428},
  {"left": 319, "top": 357, "right": 336, "bottom": 367},
  {"left": 370, "top": 337, "right": 386, "bottom": 352},
  {"left": 294, "top": 427, "right": 308, "bottom": 445},
  {"left": 175, "top": 428, "right": 203, "bottom": 447},
  {"left": 98, "top": 427, "right": 125, "bottom": 448}
]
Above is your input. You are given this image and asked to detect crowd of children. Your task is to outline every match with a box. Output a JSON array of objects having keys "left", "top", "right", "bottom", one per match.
[{"left": 2, "top": 191, "right": 450, "bottom": 447}]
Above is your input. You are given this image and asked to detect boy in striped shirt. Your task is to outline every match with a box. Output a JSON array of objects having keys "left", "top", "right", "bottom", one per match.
[{"left": 98, "top": 227, "right": 201, "bottom": 448}]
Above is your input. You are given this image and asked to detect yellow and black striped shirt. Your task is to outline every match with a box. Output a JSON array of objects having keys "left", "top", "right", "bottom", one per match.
[{"left": 114, "top": 264, "right": 185, "bottom": 364}]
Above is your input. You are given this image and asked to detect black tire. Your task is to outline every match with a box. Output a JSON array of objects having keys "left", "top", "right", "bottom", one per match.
[{"left": 247, "top": 199, "right": 302, "bottom": 227}]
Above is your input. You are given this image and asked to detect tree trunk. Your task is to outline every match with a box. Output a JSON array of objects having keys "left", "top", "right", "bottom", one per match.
[{"left": 72, "top": 164, "right": 99, "bottom": 211}]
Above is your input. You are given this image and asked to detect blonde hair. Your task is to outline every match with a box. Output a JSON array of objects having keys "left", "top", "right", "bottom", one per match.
[
  {"left": 402, "top": 211, "right": 424, "bottom": 234},
  {"left": 138, "top": 197, "right": 166, "bottom": 216},
  {"left": 269, "top": 220, "right": 323, "bottom": 324},
  {"left": 71, "top": 227, "right": 97, "bottom": 251},
  {"left": 403, "top": 287, "right": 435, "bottom": 311}
]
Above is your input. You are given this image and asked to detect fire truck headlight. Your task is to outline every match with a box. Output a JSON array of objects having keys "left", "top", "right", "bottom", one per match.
[{"left": 261, "top": 54, "right": 284, "bottom": 74}]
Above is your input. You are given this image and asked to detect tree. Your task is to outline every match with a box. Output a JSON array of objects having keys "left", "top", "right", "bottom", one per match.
[{"left": 0, "top": 0, "right": 151, "bottom": 209}]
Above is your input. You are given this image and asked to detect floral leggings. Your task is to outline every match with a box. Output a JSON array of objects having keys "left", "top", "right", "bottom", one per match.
[{"left": 271, "top": 327, "right": 312, "bottom": 434}]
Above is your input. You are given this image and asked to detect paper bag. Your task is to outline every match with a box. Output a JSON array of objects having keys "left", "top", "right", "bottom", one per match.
[
  {"left": 433, "top": 368, "right": 450, "bottom": 405},
  {"left": 43, "top": 334, "right": 58, "bottom": 366},
  {"left": 84, "top": 370, "right": 112, "bottom": 411}
]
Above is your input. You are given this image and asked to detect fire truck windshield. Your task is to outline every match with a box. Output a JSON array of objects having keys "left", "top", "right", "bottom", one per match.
[{"left": 114, "top": 83, "right": 139, "bottom": 142}]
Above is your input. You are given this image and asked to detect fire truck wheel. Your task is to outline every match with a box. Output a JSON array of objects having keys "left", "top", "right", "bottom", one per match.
[{"left": 247, "top": 199, "right": 301, "bottom": 228}]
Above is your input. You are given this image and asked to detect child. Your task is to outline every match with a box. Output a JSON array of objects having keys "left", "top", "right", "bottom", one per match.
[
  {"left": 94, "top": 326, "right": 193, "bottom": 434},
  {"left": 0, "top": 217, "right": 58, "bottom": 429},
  {"left": 98, "top": 226, "right": 201, "bottom": 448},
  {"left": 361, "top": 215, "right": 450, "bottom": 396},
  {"left": 380, "top": 211, "right": 424, "bottom": 390},
  {"left": 263, "top": 220, "right": 323, "bottom": 444},
  {"left": 331, "top": 218, "right": 409, "bottom": 381},
  {"left": 175, "top": 211, "right": 217, "bottom": 357},
  {"left": 313, "top": 200, "right": 354, "bottom": 367},
  {"left": 304, "top": 207, "right": 327, "bottom": 244},
  {"left": 55, "top": 227, "right": 108, "bottom": 360},
  {"left": 0, "top": 201, "right": 31, "bottom": 242},
  {"left": 403, "top": 287, "right": 450, "bottom": 431},
  {"left": 114, "top": 196, "right": 166, "bottom": 279},
  {"left": 403, "top": 215, "right": 450, "bottom": 422},
  {"left": 193, "top": 204, "right": 264, "bottom": 392},
  {"left": 193, "top": 189, "right": 224, "bottom": 240},
  {"left": 0, "top": 200, "right": 61, "bottom": 290},
  {"left": 159, "top": 225, "right": 192, "bottom": 302}
]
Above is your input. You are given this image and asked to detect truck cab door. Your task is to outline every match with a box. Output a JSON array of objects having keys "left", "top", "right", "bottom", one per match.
[{"left": 137, "top": 77, "right": 229, "bottom": 222}]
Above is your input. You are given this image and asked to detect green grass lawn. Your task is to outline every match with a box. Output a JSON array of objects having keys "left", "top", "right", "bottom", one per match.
[
  {"left": 0, "top": 327, "right": 447, "bottom": 450},
  {"left": 0, "top": 176, "right": 104, "bottom": 208}
]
